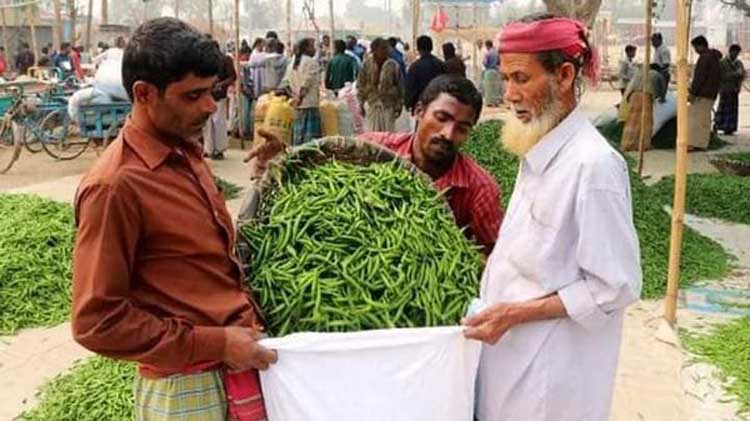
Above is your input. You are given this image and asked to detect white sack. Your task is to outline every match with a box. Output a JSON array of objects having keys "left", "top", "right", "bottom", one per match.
[{"left": 259, "top": 326, "right": 481, "bottom": 421}]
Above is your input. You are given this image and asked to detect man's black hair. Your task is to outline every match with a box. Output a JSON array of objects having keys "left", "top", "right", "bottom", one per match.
[
  {"left": 442, "top": 42, "right": 456, "bottom": 59},
  {"left": 122, "top": 17, "right": 224, "bottom": 102},
  {"left": 388, "top": 37, "right": 399, "bottom": 48},
  {"left": 371, "top": 37, "right": 389, "bottom": 52},
  {"left": 334, "top": 39, "right": 346, "bottom": 54},
  {"left": 418, "top": 75, "right": 483, "bottom": 123},
  {"left": 266, "top": 31, "right": 278, "bottom": 40},
  {"left": 416, "top": 35, "right": 432, "bottom": 53},
  {"left": 730, "top": 44, "right": 742, "bottom": 54},
  {"left": 484, "top": 40, "right": 493, "bottom": 49},
  {"left": 625, "top": 45, "right": 637, "bottom": 54},
  {"left": 691, "top": 35, "right": 708, "bottom": 48},
  {"left": 61, "top": 42, "right": 71, "bottom": 50}
]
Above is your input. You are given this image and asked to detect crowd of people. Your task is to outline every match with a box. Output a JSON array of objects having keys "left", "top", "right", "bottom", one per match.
[
  {"left": 618, "top": 32, "right": 746, "bottom": 152},
  {"left": 200, "top": 31, "right": 506, "bottom": 161}
]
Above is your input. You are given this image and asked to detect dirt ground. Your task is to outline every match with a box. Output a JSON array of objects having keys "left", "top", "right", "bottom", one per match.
[{"left": 1, "top": 88, "right": 749, "bottom": 420}]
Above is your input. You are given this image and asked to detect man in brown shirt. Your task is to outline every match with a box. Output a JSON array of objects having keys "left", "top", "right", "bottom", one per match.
[{"left": 72, "top": 18, "right": 275, "bottom": 420}]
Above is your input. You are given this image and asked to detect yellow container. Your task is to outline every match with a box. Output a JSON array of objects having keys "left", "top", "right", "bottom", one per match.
[
  {"left": 320, "top": 100, "right": 340, "bottom": 136},
  {"left": 253, "top": 93, "right": 274, "bottom": 146},
  {"left": 264, "top": 97, "right": 294, "bottom": 145}
]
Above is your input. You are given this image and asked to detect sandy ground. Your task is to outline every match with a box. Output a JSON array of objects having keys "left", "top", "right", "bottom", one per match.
[{"left": 1, "top": 88, "right": 749, "bottom": 420}]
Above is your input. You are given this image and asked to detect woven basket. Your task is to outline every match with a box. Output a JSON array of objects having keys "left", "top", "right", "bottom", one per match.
[
  {"left": 235, "top": 136, "right": 450, "bottom": 270},
  {"left": 710, "top": 155, "right": 750, "bottom": 177}
]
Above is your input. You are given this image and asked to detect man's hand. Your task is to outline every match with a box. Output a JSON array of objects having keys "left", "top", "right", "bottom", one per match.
[
  {"left": 223, "top": 326, "right": 278, "bottom": 372},
  {"left": 244, "top": 128, "right": 286, "bottom": 179},
  {"left": 462, "top": 302, "right": 518, "bottom": 345}
]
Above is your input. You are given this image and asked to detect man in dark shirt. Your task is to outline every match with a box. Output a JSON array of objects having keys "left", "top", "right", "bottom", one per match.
[
  {"left": 53, "top": 42, "right": 74, "bottom": 77},
  {"left": 405, "top": 35, "right": 446, "bottom": 112},
  {"left": 443, "top": 42, "right": 466, "bottom": 77},
  {"left": 688, "top": 35, "right": 722, "bottom": 151},
  {"left": 388, "top": 36, "right": 407, "bottom": 78},
  {"left": 325, "top": 39, "right": 358, "bottom": 94},
  {"left": 15, "top": 43, "right": 35, "bottom": 75}
]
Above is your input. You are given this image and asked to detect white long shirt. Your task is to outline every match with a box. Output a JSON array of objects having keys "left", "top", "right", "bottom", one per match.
[
  {"left": 477, "top": 107, "right": 642, "bottom": 421},
  {"left": 653, "top": 44, "right": 671, "bottom": 69}
]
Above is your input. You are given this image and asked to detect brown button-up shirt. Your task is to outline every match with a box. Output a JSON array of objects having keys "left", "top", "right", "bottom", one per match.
[{"left": 72, "top": 117, "right": 258, "bottom": 378}]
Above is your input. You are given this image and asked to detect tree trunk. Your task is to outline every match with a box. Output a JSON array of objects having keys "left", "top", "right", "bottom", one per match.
[
  {"left": 542, "top": 0, "right": 602, "bottom": 27},
  {"left": 101, "top": 0, "right": 108, "bottom": 24},
  {"left": 85, "top": 0, "right": 93, "bottom": 51},
  {"left": 53, "top": 0, "right": 63, "bottom": 49},
  {"left": 68, "top": 0, "right": 77, "bottom": 45},
  {"left": 27, "top": 5, "right": 38, "bottom": 66},
  {"left": 175, "top": 0, "right": 180, "bottom": 18}
]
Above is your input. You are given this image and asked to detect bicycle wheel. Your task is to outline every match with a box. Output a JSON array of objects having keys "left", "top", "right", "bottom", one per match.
[
  {"left": 0, "top": 120, "right": 22, "bottom": 174},
  {"left": 23, "top": 111, "right": 47, "bottom": 153},
  {"left": 41, "top": 108, "right": 89, "bottom": 160}
]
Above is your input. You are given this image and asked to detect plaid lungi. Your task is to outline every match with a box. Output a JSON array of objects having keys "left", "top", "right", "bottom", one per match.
[
  {"left": 714, "top": 92, "right": 739, "bottom": 134},
  {"left": 621, "top": 91, "right": 653, "bottom": 152},
  {"left": 135, "top": 370, "right": 227, "bottom": 421},
  {"left": 292, "top": 108, "right": 322, "bottom": 146},
  {"left": 482, "top": 69, "right": 503, "bottom": 106}
]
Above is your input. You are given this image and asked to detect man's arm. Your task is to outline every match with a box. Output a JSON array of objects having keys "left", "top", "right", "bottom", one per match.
[
  {"left": 72, "top": 181, "right": 226, "bottom": 369},
  {"left": 690, "top": 56, "right": 708, "bottom": 95},
  {"left": 404, "top": 65, "right": 419, "bottom": 111}
]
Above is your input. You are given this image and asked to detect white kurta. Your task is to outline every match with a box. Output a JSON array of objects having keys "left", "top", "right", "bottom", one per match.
[{"left": 477, "top": 107, "right": 642, "bottom": 421}]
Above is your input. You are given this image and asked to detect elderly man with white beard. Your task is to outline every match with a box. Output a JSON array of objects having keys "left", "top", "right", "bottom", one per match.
[{"left": 462, "top": 13, "right": 642, "bottom": 421}]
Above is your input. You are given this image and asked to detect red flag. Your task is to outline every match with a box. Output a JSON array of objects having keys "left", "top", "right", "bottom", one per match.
[{"left": 430, "top": 6, "right": 449, "bottom": 32}]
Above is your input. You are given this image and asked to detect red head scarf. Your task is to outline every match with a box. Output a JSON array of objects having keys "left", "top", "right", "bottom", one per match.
[{"left": 496, "top": 17, "right": 599, "bottom": 84}]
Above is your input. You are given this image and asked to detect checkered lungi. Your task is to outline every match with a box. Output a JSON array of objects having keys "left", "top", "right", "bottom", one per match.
[
  {"left": 135, "top": 370, "right": 227, "bottom": 421},
  {"left": 292, "top": 107, "right": 322, "bottom": 146}
]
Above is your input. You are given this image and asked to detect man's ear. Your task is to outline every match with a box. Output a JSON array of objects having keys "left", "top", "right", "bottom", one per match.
[
  {"left": 132, "top": 81, "right": 156, "bottom": 105},
  {"left": 557, "top": 62, "right": 577, "bottom": 95},
  {"left": 414, "top": 101, "right": 426, "bottom": 120}
]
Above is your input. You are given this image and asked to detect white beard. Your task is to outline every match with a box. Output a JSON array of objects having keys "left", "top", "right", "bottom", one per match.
[{"left": 501, "top": 82, "right": 567, "bottom": 158}]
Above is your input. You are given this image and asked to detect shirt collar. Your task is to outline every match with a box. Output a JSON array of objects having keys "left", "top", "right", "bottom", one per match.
[
  {"left": 524, "top": 106, "right": 584, "bottom": 175},
  {"left": 123, "top": 117, "right": 201, "bottom": 170}
]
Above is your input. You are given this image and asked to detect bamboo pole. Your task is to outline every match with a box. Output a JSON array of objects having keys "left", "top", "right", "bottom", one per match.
[
  {"left": 208, "top": 0, "right": 214, "bottom": 37},
  {"left": 411, "top": 0, "right": 420, "bottom": 49},
  {"left": 286, "top": 0, "right": 292, "bottom": 50},
  {"left": 85, "top": 0, "right": 93, "bottom": 51},
  {"left": 26, "top": 4, "right": 38, "bottom": 66},
  {"left": 101, "top": 0, "right": 107, "bottom": 25},
  {"left": 234, "top": 0, "right": 243, "bottom": 149},
  {"left": 472, "top": 2, "right": 478, "bottom": 87},
  {"left": 664, "top": 0, "right": 690, "bottom": 324},
  {"left": 175, "top": 0, "right": 180, "bottom": 19},
  {"left": 1, "top": 2, "right": 8, "bottom": 61},
  {"left": 53, "top": 0, "right": 62, "bottom": 50},
  {"left": 68, "top": 0, "right": 77, "bottom": 45},
  {"left": 329, "top": 0, "right": 335, "bottom": 59},
  {"left": 637, "top": 0, "right": 653, "bottom": 176}
]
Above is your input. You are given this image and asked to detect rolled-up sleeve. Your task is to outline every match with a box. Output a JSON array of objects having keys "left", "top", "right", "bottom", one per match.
[
  {"left": 72, "top": 180, "right": 226, "bottom": 369},
  {"left": 559, "top": 184, "right": 642, "bottom": 332}
]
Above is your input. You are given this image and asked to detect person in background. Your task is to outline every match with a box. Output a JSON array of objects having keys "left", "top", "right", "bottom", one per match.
[
  {"left": 250, "top": 75, "right": 503, "bottom": 255},
  {"left": 618, "top": 44, "right": 638, "bottom": 97},
  {"left": 388, "top": 36, "right": 407, "bottom": 78},
  {"left": 72, "top": 18, "right": 276, "bottom": 420},
  {"left": 620, "top": 63, "right": 666, "bottom": 151},
  {"left": 466, "top": 14, "right": 641, "bottom": 421},
  {"left": 319, "top": 34, "right": 332, "bottom": 68},
  {"left": 715, "top": 43, "right": 745, "bottom": 135},
  {"left": 247, "top": 37, "right": 269, "bottom": 102},
  {"left": 326, "top": 39, "right": 358, "bottom": 95},
  {"left": 266, "top": 30, "right": 278, "bottom": 40},
  {"left": 357, "top": 37, "right": 404, "bottom": 131},
  {"left": 239, "top": 39, "right": 252, "bottom": 61},
  {"left": 15, "top": 42, "right": 35, "bottom": 75},
  {"left": 70, "top": 45, "right": 84, "bottom": 79},
  {"left": 261, "top": 38, "right": 288, "bottom": 94},
  {"left": 37, "top": 47, "right": 52, "bottom": 67},
  {"left": 443, "top": 42, "right": 466, "bottom": 77},
  {"left": 652, "top": 32, "right": 671, "bottom": 92},
  {"left": 345, "top": 35, "right": 362, "bottom": 68},
  {"left": 94, "top": 36, "right": 126, "bottom": 66},
  {"left": 290, "top": 38, "right": 322, "bottom": 145},
  {"left": 204, "top": 42, "right": 237, "bottom": 160},
  {"left": 404, "top": 42, "right": 417, "bottom": 67},
  {"left": 0, "top": 47, "right": 8, "bottom": 78},
  {"left": 53, "top": 42, "right": 74, "bottom": 78},
  {"left": 688, "top": 35, "right": 722, "bottom": 151},
  {"left": 482, "top": 40, "right": 502, "bottom": 107},
  {"left": 405, "top": 35, "right": 445, "bottom": 113}
]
